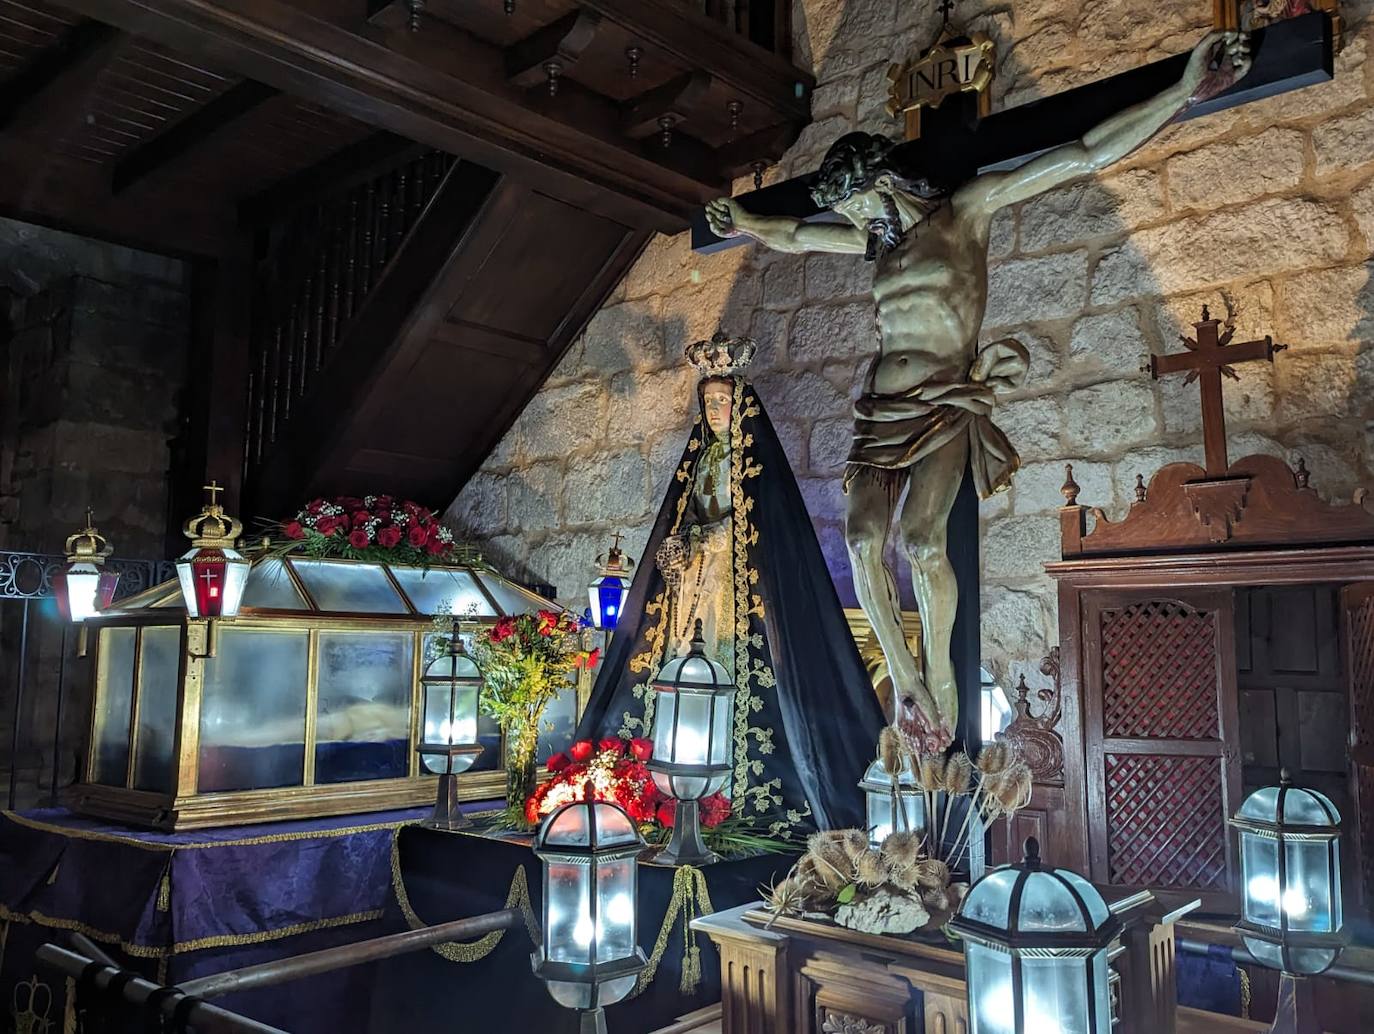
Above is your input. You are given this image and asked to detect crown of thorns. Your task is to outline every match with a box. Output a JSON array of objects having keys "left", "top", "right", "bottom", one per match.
[{"left": 809, "top": 132, "right": 901, "bottom": 208}]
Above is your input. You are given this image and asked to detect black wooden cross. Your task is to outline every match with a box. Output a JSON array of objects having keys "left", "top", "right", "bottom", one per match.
[
  {"left": 692, "top": 12, "right": 1335, "bottom": 252},
  {"left": 1147, "top": 306, "right": 1286, "bottom": 477}
]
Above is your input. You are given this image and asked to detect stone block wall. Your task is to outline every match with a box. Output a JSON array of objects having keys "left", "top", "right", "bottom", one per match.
[
  {"left": 0, "top": 217, "right": 190, "bottom": 807},
  {"left": 449, "top": 0, "right": 1374, "bottom": 694}
]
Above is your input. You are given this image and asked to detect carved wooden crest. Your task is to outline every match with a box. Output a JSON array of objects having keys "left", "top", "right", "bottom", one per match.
[
  {"left": 1060, "top": 455, "right": 1374, "bottom": 558},
  {"left": 998, "top": 648, "right": 1064, "bottom": 782}
]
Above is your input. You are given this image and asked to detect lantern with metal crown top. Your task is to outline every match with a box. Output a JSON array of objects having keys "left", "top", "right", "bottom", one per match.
[
  {"left": 176, "top": 482, "right": 249, "bottom": 619},
  {"left": 54, "top": 509, "right": 119, "bottom": 622},
  {"left": 589, "top": 532, "right": 634, "bottom": 631}
]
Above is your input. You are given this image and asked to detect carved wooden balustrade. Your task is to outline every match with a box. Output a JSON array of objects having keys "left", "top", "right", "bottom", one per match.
[{"left": 242, "top": 150, "right": 456, "bottom": 486}]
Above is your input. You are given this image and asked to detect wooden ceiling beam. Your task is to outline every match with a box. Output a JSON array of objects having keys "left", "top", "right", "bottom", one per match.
[
  {"left": 622, "top": 69, "right": 713, "bottom": 140},
  {"left": 505, "top": 9, "right": 601, "bottom": 89},
  {"left": 112, "top": 77, "right": 279, "bottom": 194},
  {"left": 51, "top": 0, "right": 806, "bottom": 232},
  {"left": 238, "top": 130, "right": 429, "bottom": 226},
  {"left": 0, "top": 19, "right": 122, "bottom": 134}
]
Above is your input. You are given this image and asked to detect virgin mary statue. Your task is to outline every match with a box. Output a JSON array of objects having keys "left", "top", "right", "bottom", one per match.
[{"left": 575, "top": 331, "right": 885, "bottom": 833}]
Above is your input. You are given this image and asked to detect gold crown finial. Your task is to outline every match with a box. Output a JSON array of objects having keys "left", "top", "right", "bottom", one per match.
[
  {"left": 685, "top": 330, "right": 757, "bottom": 378},
  {"left": 183, "top": 481, "right": 242, "bottom": 548},
  {"left": 64, "top": 508, "right": 113, "bottom": 565}
]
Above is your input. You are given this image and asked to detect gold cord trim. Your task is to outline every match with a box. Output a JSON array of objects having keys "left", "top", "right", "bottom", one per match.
[
  {"left": 63, "top": 976, "right": 77, "bottom": 1034},
  {"left": 389, "top": 830, "right": 539, "bottom": 962},
  {"left": 1239, "top": 965, "right": 1251, "bottom": 1019},
  {"left": 0, "top": 903, "right": 383, "bottom": 959},
  {"left": 630, "top": 864, "right": 715, "bottom": 998},
  {"left": 1, "top": 810, "right": 415, "bottom": 851}
]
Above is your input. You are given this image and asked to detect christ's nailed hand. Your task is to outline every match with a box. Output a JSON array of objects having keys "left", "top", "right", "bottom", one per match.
[
  {"left": 705, "top": 197, "right": 741, "bottom": 238},
  {"left": 1185, "top": 30, "right": 1253, "bottom": 105}
]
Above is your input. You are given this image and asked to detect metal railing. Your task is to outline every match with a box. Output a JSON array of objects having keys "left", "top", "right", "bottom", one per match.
[{"left": 0, "top": 550, "right": 176, "bottom": 809}]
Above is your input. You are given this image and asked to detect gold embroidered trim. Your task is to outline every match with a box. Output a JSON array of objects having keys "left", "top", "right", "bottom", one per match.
[
  {"left": 0, "top": 810, "right": 414, "bottom": 852},
  {"left": 64, "top": 976, "right": 76, "bottom": 1034},
  {"left": 629, "top": 863, "right": 715, "bottom": 999},
  {"left": 389, "top": 830, "right": 539, "bottom": 963},
  {"left": 0, "top": 903, "right": 383, "bottom": 958}
]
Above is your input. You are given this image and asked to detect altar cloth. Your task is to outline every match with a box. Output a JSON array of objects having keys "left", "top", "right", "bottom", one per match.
[
  {"left": 371, "top": 824, "right": 797, "bottom": 1034},
  {"left": 0, "top": 804, "right": 468, "bottom": 1032}
]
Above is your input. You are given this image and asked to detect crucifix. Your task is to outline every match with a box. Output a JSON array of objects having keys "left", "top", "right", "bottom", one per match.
[
  {"left": 695, "top": 5, "right": 1336, "bottom": 752},
  {"left": 1147, "top": 305, "right": 1287, "bottom": 477},
  {"left": 691, "top": 10, "right": 1334, "bottom": 252}
]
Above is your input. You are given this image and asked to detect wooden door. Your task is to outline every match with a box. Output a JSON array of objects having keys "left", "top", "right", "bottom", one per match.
[
  {"left": 1341, "top": 583, "right": 1374, "bottom": 911},
  {"left": 1083, "top": 589, "right": 1243, "bottom": 911}
]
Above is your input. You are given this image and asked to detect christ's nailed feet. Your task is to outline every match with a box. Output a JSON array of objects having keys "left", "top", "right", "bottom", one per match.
[{"left": 897, "top": 696, "right": 954, "bottom": 754}]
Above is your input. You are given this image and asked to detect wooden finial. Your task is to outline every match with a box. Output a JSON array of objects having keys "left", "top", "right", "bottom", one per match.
[
  {"left": 1061, "top": 464, "right": 1080, "bottom": 506},
  {"left": 1295, "top": 456, "right": 1310, "bottom": 489},
  {"left": 658, "top": 114, "right": 675, "bottom": 148},
  {"left": 751, "top": 160, "right": 767, "bottom": 190},
  {"left": 625, "top": 45, "right": 642, "bottom": 79},
  {"left": 727, "top": 99, "right": 743, "bottom": 139},
  {"left": 543, "top": 60, "right": 561, "bottom": 97},
  {"left": 407, "top": 0, "right": 423, "bottom": 32},
  {"left": 1134, "top": 473, "right": 1147, "bottom": 504},
  {"left": 1200, "top": 303, "right": 1212, "bottom": 323}
]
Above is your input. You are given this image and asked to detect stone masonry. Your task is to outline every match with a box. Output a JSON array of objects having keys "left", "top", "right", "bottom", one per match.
[{"left": 450, "top": 0, "right": 1374, "bottom": 696}]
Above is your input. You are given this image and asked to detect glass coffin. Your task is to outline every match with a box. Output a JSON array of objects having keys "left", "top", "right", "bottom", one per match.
[{"left": 69, "top": 552, "right": 585, "bottom": 830}]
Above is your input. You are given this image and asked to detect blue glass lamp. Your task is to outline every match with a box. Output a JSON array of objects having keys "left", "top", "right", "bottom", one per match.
[{"left": 589, "top": 533, "right": 633, "bottom": 631}]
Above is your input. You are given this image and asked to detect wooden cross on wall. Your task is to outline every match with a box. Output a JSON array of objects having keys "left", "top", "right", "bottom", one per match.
[
  {"left": 691, "top": 11, "right": 1335, "bottom": 251},
  {"left": 1147, "top": 305, "right": 1286, "bottom": 477}
]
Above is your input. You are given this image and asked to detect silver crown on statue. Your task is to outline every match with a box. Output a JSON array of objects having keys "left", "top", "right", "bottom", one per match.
[{"left": 685, "top": 330, "right": 756, "bottom": 377}]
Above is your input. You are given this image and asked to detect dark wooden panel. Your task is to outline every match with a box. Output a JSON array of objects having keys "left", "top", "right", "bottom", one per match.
[
  {"left": 449, "top": 192, "right": 628, "bottom": 340},
  {"left": 0, "top": 0, "right": 83, "bottom": 81}
]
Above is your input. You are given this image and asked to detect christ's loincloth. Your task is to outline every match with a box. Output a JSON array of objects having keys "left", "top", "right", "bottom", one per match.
[{"left": 843, "top": 338, "right": 1030, "bottom": 499}]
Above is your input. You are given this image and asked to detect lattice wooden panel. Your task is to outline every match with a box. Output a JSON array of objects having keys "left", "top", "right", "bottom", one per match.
[
  {"left": 1349, "top": 597, "right": 1374, "bottom": 746},
  {"left": 1101, "top": 600, "right": 1219, "bottom": 739},
  {"left": 1106, "top": 753, "right": 1228, "bottom": 888},
  {"left": 1359, "top": 764, "right": 1374, "bottom": 905}
]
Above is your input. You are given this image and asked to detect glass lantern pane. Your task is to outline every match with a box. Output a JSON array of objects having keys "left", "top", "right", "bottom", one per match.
[
  {"left": 1021, "top": 955, "right": 1093, "bottom": 1034},
  {"left": 1059, "top": 870, "right": 1111, "bottom": 929},
  {"left": 93, "top": 627, "right": 137, "bottom": 785},
  {"left": 674, "top": 692, "right": 711, "bottom": 765},
  {"left": 315, "top": 632, "right": 413, "bottom": 784},
  {"left": 867, "top": 791, "right": 894, "bottom": 844},
  {"left": 962, "top": 870, "right": 1018, "bottom": 931},
  {"left": 1239, "top": 786, "right": 1279, "bottom": 823},
  {"left": 133, "top": 625, "right": 182, "bottom": 792},
  {"left": 239, "top": 558, "right": 308, "bottom": 610},
  {"left": 595, "top": 858, "right": 637, "bottom": 963},
  {"left": 537, "top": 677, "right": 579, "bottom": 762},
  {"left": 390, "top": 566, "right": 494, "bottom": 618},
  {"left": 966, "top": 943, "right": 1016, "bottom": 1034},
  {"left": 291, "top": 560, "right": 405, "bottom": 613},
  {"left": 474, "top": 573, "right": 543, "bottom": 616},
  {"left": 1283, "top": 838, "right": 1338, "bottom": 932},
  {"left": 1283, "top": 787, "right": 1340, "bottom": 826},
  {"left": 709, "top": 694, "right": 733, "bottom": 766},
  {"left": 199, "top": 628, "right": 308, "bottom": 792},
  {"left": 548, "top": 804, "right": 592, "bottom": 847},
  {"left": 651, "top": 691, "right": 677, "bottom": 760},
  {"left": 546, "top": 861, "right": 592, "bottom": 964},
  {"left": 1241, "top": 834, "right": 1281, "bottom": 927},
  {"left": 1016, "top": 873, "right": 1089, "bottom": 932},
  {"left": 592, "top": 802, "right": 638, "bottom": 847}
]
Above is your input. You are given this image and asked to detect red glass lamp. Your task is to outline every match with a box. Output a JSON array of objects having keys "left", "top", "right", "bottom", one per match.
[
  {"left": 176, "top": 482, "right": 249, "bottom": 619},
  {"left": 54, "top": 509, "right": 119, "bottom": 622}
]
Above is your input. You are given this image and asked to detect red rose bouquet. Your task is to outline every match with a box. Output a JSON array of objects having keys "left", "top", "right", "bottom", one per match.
[
  {"left": 526, "top": 736, "right": 732, "bottom": 841},
  {"left": 279, "top": 495, "right": 464, "bottom": 565}
]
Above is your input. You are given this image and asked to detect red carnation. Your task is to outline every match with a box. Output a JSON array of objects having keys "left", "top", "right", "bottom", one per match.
[
  {"left": 525, "top": 795, "right": 541, "bottom": 825},
  {"left": 656, "top": 801, "right": 676, "bottom": 828},
  {"left": 353, "top": 510, "right": 372, "bottom": 527},
  {"left": 629, "top": 738, "right": 653, "bottom": 762},
  {"left": 598, "top": 737, "right": 625, "bottom": 757},
  {"left": 316, "top": 516, "right": 337, "bottom": 536},
  {"left": 349, "top": 528, "right": 370, "bottom": 549},
  {"left": 490, "top": 617, "right": 516, "bottom": 642},
  {"left": 546, "top": 752, "right": 570, "bottom": 773},
  {"left": 537, "top": 609, "right": 560, "bottom": 636},
  {"left": 569, "top": 740, "right": 594, "bottom": 763},
  {"left": 700, "top": 792, "right": 731, "bottom": 828},
  {"left": 377, "top": 525, "right": 402, "bottom": 548},
  {"left": 284, "top": 521, "right": 305, "bottom": 540},
  {"left": 425, "top": 537, "right": 447, "bottom": 556},
  {"left": 407, "top": 524, "right": 428, "bottom": 548}
]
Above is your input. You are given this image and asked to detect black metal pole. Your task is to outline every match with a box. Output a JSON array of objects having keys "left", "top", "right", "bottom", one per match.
[
  {"left": 36, "top": 944, "right": 288, "bottom": 1034},
  {"left": 50, "top": 622, "right": 68, "bottom": 804},
  {"left": 9, "top": 599, "right": 30, "bottom": 809},
  {"left": 178, "top": 907, "right": 524, "bottom": 999},
  {"left": 1176, "top": 938, "right": 1374, "bottom": 988}
]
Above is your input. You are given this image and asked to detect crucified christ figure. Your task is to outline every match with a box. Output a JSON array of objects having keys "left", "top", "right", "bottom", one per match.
[{"left": 706, "top": 30, "right": 1251, "bottom": 751}]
